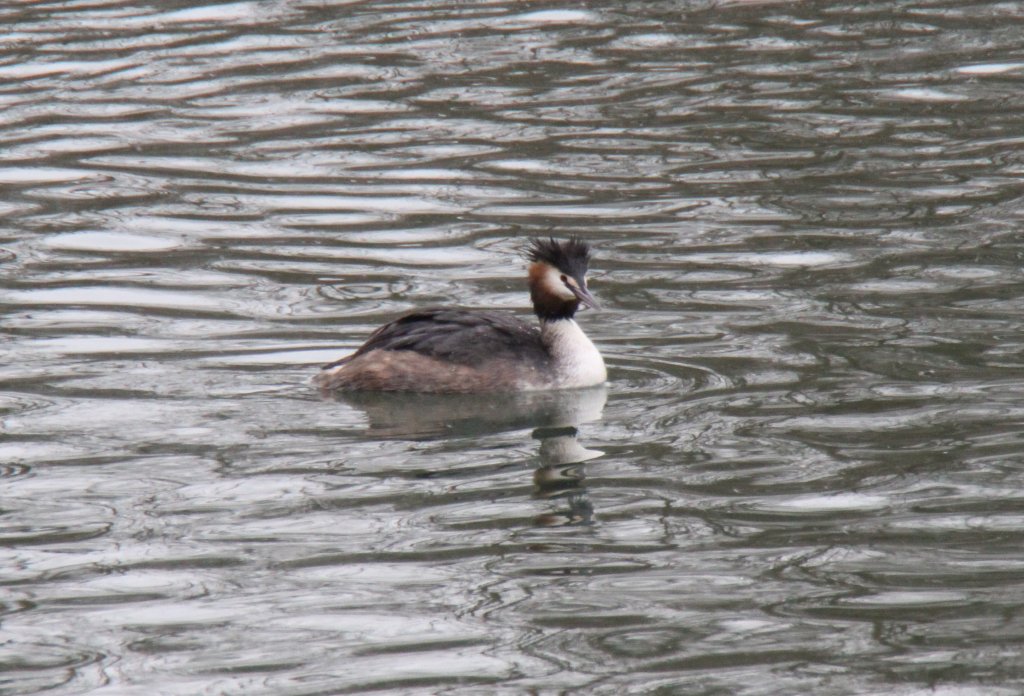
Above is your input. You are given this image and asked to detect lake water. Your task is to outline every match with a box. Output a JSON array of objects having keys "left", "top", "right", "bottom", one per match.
[{"left": 3, "top": 1, "right": 1024, "bottom": 694}]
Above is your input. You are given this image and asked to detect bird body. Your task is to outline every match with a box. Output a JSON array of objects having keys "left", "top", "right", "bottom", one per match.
[{"left": 314, "top": 238, "right": 605, "bottom": 393}]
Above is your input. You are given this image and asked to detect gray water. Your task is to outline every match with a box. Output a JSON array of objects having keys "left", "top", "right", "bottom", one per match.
[{"left": 3, "top": 1, "right": 1024, "bottom": 694}]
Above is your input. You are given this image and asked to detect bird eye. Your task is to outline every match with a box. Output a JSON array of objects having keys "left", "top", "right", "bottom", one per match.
[{"left": 560, "top": 274, "right": 569, "bottom": 284}]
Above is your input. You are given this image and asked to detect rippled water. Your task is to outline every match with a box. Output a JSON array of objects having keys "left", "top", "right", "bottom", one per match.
[{"left": 4, "top": 0, "right": 1024, "bottom": 693}]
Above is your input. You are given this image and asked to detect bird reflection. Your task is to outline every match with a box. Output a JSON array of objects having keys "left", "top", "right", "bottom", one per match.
[
  {"left": 328, "top": 384, "right": 606, "bottom": 440},
  {"left": 326, "top": 386, "right": 606, "bottom": 526},
  {"left": 532, "top": 425, "right": 603, "bottom": 526}
]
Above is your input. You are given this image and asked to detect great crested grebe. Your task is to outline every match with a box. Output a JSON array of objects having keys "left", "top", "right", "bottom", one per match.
[{"left": 314, "top": 237, "right": 606, "bottom": 393}]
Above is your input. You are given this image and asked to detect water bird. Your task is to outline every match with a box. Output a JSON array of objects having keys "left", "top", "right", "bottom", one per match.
[{"left": 314, "top": 237, "right": 606, "bottom": 393}]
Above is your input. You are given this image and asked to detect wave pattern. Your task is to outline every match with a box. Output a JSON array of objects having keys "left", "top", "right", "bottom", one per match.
[{"left": 3, "top": 0, "right": 1024, "bottom": 693}]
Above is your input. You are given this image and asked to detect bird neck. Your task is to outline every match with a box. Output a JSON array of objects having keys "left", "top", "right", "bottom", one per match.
[
  {"left": 539, "top": 315, "right": 588, "bottom": 352},
  {"left": 538, "top": 315, "right": 607, "bottom": 388},
  {"left": 530, "top": 288, "right": 579, "bottom": 321}
]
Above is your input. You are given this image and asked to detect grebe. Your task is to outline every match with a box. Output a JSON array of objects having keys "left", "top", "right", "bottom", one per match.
[{"left": 314, "top": 237, "right": 606, "bottom": 393}]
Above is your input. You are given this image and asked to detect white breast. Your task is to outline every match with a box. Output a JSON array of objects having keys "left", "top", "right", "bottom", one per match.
[{"left": 541, "top": 319, "right": 607, "bottom": 388}]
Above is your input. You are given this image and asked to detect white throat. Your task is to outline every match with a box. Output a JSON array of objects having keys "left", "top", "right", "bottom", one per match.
[{"left": 540, "top": 318, "right": 607, "bottom": 389}]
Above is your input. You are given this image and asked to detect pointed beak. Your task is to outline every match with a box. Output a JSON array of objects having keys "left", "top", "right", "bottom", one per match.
[{"left": 571, "top": 280, "right": 600, "bottom": 310}]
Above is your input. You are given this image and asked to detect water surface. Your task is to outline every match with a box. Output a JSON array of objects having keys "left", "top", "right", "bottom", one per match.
[{"left": 3, "top": 1, "right": 1024, "bottom": 694}]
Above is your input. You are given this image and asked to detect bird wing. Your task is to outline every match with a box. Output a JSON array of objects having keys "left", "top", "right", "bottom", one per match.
[{"left": 325, "top": 309, "right": 547, "bottom": 369}]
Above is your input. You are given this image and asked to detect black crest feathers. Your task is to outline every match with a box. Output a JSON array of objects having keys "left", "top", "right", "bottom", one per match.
[{"left": 526, "top": 237, "right": 592, "bottom": 277}]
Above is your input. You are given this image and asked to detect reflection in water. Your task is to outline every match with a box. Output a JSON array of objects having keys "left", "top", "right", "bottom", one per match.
[
  {"left": 533, "top": 425, "right": 604, "bottom": 527},
  {"left": 328, "top": 385, "right": 607, "bottom": 439},
  {"left": 331, "top": 387, "right": 606, "bottom": 527}
]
